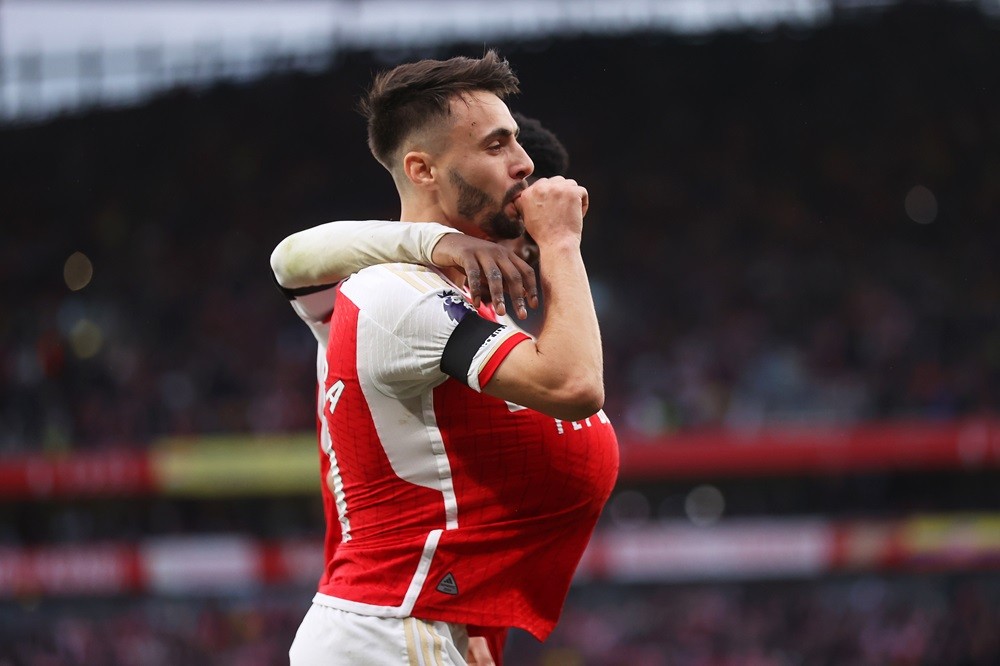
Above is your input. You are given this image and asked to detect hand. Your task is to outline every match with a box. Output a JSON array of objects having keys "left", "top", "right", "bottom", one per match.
[
  {"left": 515, "top": 176, "right": 589, "bottom": 247},
  {"left": 430, "top": 233, "right": 539, "bottom": 319},
  {"left": 466, "top": 636, "right": 496, "bottom": 666},
  {"left": 498, "top": 235, "right": 539, "bottom": 267}
]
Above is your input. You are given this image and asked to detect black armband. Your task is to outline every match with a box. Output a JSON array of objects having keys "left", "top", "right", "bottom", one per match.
[{"left": 271, "top": 270, "right": 338, "bottom": 300}]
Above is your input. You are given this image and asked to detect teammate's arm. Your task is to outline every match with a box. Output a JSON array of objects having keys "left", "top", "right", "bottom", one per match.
[
  {"left": 480, "top": 177, "right": 604, "bottom": 421},
  {"left": 270, "top": 220, "right": 537, "bottom": 318}
]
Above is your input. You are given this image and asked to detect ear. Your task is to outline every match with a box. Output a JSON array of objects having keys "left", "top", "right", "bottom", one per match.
[{"left": 402, "top": 151, "right": 437, "bottom": 190}]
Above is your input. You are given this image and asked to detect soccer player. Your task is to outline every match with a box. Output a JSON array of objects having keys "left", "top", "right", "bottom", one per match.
[
  {"left": 269, "top": 111, "right": 570, "bottom": 327},
  {"left": 272, "top": 112, "right": 570, "bottom": 664},
  {"left": 277, "top": 51, "right": 618, "bottom": 665}
]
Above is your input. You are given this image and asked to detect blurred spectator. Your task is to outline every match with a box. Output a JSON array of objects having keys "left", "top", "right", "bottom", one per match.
[
  {"left": 1, "top": 3, "right": 998, "bottom": 451},
  {"left": 1, "top": 575, "right": 997, "bottom": 665}
]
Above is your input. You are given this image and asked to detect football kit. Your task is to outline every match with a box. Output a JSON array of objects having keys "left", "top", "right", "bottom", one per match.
[{"left": 309, "top": 263, "right": 619, "bottom": 639}]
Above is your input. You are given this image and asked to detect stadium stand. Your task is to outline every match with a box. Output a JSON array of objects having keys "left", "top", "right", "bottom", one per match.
[{"left": 1, "top": 3, "right": 998, "bottom": 664}]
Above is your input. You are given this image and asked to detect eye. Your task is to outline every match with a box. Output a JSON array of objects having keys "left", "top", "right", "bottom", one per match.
[{"left": 487, "top": 143, "right": 502, "bottom": 153}]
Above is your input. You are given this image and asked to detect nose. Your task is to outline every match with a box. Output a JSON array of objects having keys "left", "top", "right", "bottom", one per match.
[{"left": 511, "top": 140, "right": 534, "bottom": 181}]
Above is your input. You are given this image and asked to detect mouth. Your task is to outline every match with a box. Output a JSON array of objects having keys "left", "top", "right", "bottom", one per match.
[
  {"left": 503, "top": 183, "right": 527, "bottom": 218},
  {"left": 504, "top": 197, "right": 521, "bottom": 220}
]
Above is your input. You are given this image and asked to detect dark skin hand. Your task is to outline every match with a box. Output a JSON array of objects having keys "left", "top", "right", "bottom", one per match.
[{"left": 431, "top": 233, "right": 539, "bottom": 319}]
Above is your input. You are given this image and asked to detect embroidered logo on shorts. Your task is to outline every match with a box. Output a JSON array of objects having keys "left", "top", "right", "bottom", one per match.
[{"left": 436, "top": 572, "right": 459, "bottom": 595}]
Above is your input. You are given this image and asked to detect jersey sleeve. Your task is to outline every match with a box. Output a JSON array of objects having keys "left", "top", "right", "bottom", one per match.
[
  {"left": 288, "top": 287, "right": 337, "bottom": 344},
  {"left": 270, "top": 219, "right": 459, "bottom": 290},
  {"left": 339, "top": 264, "right": 529, "bottom": 398},
  {"left": 440, "top": 307, "right": 531, "bottom": 392},
  {"left": 271, "top": 220, "right": 460, "bottom": 345}
]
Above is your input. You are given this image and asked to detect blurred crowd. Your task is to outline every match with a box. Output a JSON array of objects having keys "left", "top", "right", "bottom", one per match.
[
  {"left": 2, "top": 575, "right": 997, "bottom": 665},
  {"left": 3, "top": 8, "right": 998, "bottom": 664},
  {"left": 2, "top": 3, "right": 999, "bottom": 452},
  {"left": 524, "top": 576, "right": 1000, "bottom": 665}
]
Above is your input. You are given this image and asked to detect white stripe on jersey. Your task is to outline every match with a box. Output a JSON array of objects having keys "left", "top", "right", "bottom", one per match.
[
  {"left": 421, "top": 391, "right": 458, "bottom": 529},
  {"left": 312, "top": 529, "right": 442, "bottom": 617},
  {"left": 466, "top": 326, "right": 525, "bottom": 392},
  {"left": 317, "top": 347, "right": 352, "bottom": 542},
  {"left": 337, "top": 265, "right": 462, "bottom": 512},
  {"left": 384, "top": 263, "right": 457, "bottom": 295},
  {"left": 355, "top": 317, "right": 458, "bottom": 505}
]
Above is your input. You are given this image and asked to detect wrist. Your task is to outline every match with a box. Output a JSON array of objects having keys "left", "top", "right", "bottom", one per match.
[
  {"left": 534, "top": 234, "right": 581, "bottom": 254},
  {"left": 427, "top": 229, "right": 463, "bottom": 266}
]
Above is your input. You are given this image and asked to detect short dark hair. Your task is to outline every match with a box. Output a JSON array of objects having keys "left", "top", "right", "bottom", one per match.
[
  {"left": 359, "top": 50, "right": 520, "bottom": 168},
  {"left": 512, "top": 113, "right": 569, "bottom": 179}
]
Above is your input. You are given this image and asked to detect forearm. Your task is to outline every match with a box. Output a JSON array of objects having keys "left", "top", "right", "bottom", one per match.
[
  {"left": 531, "top": 240, "right": 604, "bottom": 404},
  {"left": 485, "top": 239, "right": 604, "bottom": 420},
  {"left": 480, "top": 177, "right": 604, "bottom": 420},
  {"left": 270, "top": 220, "right": 459, "bottom": 289}
]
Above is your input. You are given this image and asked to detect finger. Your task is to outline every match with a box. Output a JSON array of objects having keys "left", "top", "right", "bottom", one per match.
[
  {"left": 497, "top": 255, "right": 535, "bottom": 319},
  {"left": 516, "top": 254, "right": 539, "bottom": 310},
  {"left": 483, "top": 263, "right": 506, "bottom": 316},
  {"left": 495, "top": 258, "right": 524, "bottom": 311},
  {"left": 464, "top": 264, "right": 483, "bottom": 309},
  {"left": 579, "top": 186, "right": 589, "bottom": 217},
  {"left": 506, "top": 249, "right": 539, "bottom": 310}
]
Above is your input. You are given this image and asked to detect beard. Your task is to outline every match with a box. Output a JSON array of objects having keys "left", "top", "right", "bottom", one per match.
[{"left": 448, "top": 170, "right": 525, "bottom": 240}]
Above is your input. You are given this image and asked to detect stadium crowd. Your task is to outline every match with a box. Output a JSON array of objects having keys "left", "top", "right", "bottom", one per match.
[
  {"left": 2, "top": 3, "right": 998, "bottom": 452},
  {"left": 2, "top": 4, "right": 999, "bottom": 665},
  {"left": 2, "top": 576, "right": 997, "bottom": 665}
]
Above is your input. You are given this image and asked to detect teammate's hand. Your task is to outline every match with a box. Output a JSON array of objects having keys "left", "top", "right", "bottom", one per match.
[
  {"left": 514, "top": 176, "right": 589, "bottom": 247},
  {"left": 430, "top": 233, "right": 539, "bottom": 319},
  {"left": 466, "top": 636, "right": 496, "bottom": 666}
]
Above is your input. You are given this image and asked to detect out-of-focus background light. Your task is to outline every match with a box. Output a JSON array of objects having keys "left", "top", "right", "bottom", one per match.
[
  {"left": 3, "top": 0, "right": 998, "bottom": 124},
  {"left": 62, "top": 250, "right": 93, "bottom": 290},
  {"left": 2, "top": 1, "right": 999, "bottom": 664},
  {"left": 905, "top": 185, "right": 939, "bottom": 224}
]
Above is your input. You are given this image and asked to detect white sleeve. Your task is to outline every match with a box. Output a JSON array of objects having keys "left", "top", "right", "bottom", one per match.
[
  {"left": 341, "top": 264, "right": 529, "bottom": 398},
  {"left": 270, "top": 219, "right": 460, "bottom": 290},
  {"left": 289, "top": 287, "right": 337, "bottom": 344}
]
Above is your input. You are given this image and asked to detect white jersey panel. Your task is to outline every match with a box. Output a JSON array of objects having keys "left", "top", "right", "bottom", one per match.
[
  {"left": 339, "top": 264, "right": 464, "bottom": 500},
  {"left": 290, "top": 286, "right": 336, "bottom": 344},
  {"left": 341, "top": 263, "right": 466, "bottom": 399}
]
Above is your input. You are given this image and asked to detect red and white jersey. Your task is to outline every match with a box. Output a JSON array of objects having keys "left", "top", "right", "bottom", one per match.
[{"left": 301, "top": 263, "right": 618, "bottom": 640}]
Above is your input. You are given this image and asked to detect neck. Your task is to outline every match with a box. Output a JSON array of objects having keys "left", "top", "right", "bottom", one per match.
[
  {"left": 399, "top": 194, "right": 486, "bottom": 238},
  {"left": 398, "top": 195, "right": 470, "bottom": 288}
]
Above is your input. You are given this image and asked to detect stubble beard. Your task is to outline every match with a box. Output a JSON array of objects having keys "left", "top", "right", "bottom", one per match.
[{"left": 449, "top": 170, "right": 525, "bottom": 241}]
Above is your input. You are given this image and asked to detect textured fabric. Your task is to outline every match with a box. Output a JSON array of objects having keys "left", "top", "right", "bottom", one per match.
[
  {"left": 289, "top": 603, "right": 468, "bottom": 666},
  {"left": 271, "top": 219, "right": 458, "bottom": 292},
  {"left": 313, "top": 263, "right": 619, "bottom": 640}
]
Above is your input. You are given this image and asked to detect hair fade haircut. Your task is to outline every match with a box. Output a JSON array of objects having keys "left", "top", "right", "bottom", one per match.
[{"left": 358, "top": 49, "right": 520, "bottom": 168}]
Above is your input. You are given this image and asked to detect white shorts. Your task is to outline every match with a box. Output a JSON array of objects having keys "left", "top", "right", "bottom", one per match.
[{"left": 289, "top": 602, "right": 469, "bottom": 666}]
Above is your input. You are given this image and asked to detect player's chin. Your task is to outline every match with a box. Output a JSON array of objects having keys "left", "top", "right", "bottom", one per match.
[{"left": 484, "top": 210, "right": 525, "bottom": 241}]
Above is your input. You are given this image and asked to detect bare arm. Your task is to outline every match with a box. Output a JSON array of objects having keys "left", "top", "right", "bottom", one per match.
[
  {"left": 465, "top": 636, "right": 496, "bottom": 665},
  {"left": 482, "top": 177, "right": 604, "bottom": 421}
]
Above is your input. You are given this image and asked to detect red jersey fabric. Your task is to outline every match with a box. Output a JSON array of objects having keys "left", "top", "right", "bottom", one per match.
[{"left": 311, "top": 264, "right": 619, "bottom": 641}]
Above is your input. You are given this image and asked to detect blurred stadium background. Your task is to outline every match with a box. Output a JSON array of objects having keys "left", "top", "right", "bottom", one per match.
[{"left": 2, "top": 0, "right": 1000, "bottom": 664}]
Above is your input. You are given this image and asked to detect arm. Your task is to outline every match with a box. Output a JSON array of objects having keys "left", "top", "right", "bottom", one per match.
[
  {"left": 481, "top": 177, "right": 604, "bottom": 421},
  {"left": 270, "top": 219, "right": 456, "bottom": 290},
  {"left": 466, "top": 636, "right": 496, "bottom": 665},
  {"left": 270, "top": 220, "right": 538, "bottom": 318}
]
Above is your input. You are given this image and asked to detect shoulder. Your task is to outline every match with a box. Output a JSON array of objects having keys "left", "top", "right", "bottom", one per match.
[
  {"left": 340, "top": 264, "right": 472, "bottom": 332},
  {"left": 343, "top": 263, "right": 456, "bottom": 297}
]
